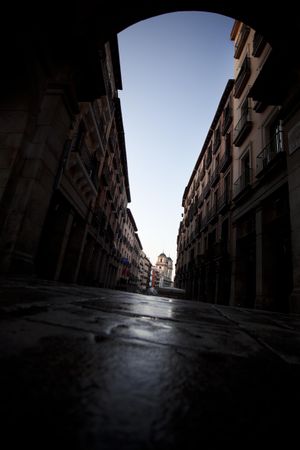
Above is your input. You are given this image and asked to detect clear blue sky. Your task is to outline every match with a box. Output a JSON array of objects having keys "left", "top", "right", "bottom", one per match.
[{"left": 118, "top": 11, "right": 234, "bottom": 268}]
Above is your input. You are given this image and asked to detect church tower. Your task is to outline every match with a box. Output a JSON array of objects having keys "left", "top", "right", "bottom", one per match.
[{"left": 155, "top": 252, "right": 173, "bottom": 287}]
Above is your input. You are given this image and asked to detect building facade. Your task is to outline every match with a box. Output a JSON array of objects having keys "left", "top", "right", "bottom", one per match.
[
  {"left": 230, "top": 22, "right": 292, "bottom": 311},
  {"left": 0, "top": 36, "right": 147, "bottom": 290},
  {"left": 175, "top": 80, "right": 234, "bottom": 305},
  {"left": 175, "top": 21, "right": 298, "bottom": 313},
  {"left": 154, "top": 253, "right": 173, "bottom": 288},
  {"left": 139, "top": 252, "right": 152, "bottom": 292}
]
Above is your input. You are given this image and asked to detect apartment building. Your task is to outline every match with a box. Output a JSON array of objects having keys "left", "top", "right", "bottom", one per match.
[
  {"left": 230, "top": 22, "right": 292, "bottom": 312},
  {"left": 117, "top": 208, "right": 144, "bottom": 291},
  {"left": 139, "top": 252, "right": 152, "bottom": 292},
  {"left": 176, "top": 21, "right": 296, "bottom": 312},
  {"left": 151, "top": 266, "right": 160, "bottom": 289},
  {"left": 175, "top": 80, "right": 234, "bottom": 304},
  {"left": 33, "top": 39, "right": 133, "bottom": 288},
  {"left": 0, "top": 34, "right": 147, "bottom": 290}
]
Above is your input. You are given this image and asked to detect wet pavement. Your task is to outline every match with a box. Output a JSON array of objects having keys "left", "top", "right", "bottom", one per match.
[{"left": 1, "top": 277, "right": 300, "bottom": 448}]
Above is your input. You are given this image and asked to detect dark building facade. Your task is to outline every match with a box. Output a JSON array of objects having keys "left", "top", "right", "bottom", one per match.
[
  {"left": 0, "top": 37, "right": 145, "bottom": 289},
  {"left": 175, "top": 22, "right": 297, "bottom": 313}
]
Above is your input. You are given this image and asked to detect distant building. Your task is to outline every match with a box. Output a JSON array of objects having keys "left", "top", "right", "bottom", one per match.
[
  {"left": 154, "top": 253, "right": 173, "bottom": 287},
  {"left": 117, "top": 208, "right": 143, "bottom": 292},
  {"left": 151, "top": 266, "right": 160, "bottom": 289},
  {"left": 139, "top": 252, "right": 152, "bottom": 292}
]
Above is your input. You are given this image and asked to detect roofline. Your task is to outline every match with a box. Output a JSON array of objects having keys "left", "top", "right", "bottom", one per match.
[
  {"left": 182, "top": 79, "right": 234, "bottom": 204},
  {"left": 114, "top": 97, "right": 131, "bottom": 202},
  {"left": 135, "top": 232, "right": 143, "bottom": 250},
  {"left": 109, "top": 35, "right": 123, "bottom": 90},
  {"left": 127, "top": 207, "right": 138, "bottom": 232},
  {"left": 230, "top": 20, "right": 241, "bottom": 41}
]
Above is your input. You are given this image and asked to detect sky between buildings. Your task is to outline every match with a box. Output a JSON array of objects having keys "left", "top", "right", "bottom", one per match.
[{"left": 118, "top": 11, "right": 234, "bottom": 267}]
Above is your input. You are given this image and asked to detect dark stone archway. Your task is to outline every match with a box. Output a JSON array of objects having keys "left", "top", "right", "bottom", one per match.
[
  {"left": 1, "top": 1, "right": 299, "bottom": 101},
  {"left": 1, "top": 0, "right": 300, "bottom": 295}
]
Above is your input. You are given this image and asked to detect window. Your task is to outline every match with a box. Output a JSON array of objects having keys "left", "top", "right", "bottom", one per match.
[
  {"left": 214, "top": 189, "right": 219, "bottom": 207},
  {"left": 224, "top": 174, "right": 230, "bottom": 200},
  {"left": 206, "top": 200, "right": 210, "bottom": 216},
  {"left": 241, "top": 152, "right": 251, "bottom": 185},
  {"left": 72, "top": 120, "right": 86, "bottom": 152},
  {"left": 233, "top": 147, "right": 252, "bottom": 197},
  {"left": 252, "top": 31, "right": 267, "bottom": 57},
  {"left": 222, "top": 103, "right": 233, "bottom": 135},
  {"left": 234, "top": 56, "right": 251, "bottom": 98},
  {"left": 233, "top": 97, "right": 252, "bottom": 146},
  {"left": 213, "top": 127, "right": 221, "bottom": 152}
]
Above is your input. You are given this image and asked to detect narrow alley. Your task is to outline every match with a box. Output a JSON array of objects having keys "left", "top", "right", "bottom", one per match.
[{"left": 0, "top": 278, "right": 299, "bottom": 448}]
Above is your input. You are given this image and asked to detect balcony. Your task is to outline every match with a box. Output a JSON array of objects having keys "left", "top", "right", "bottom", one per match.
[
  {"left": 217, "top": 190, "right": 230, "bottom": 214},
  {"left": 203, "top": 180, "right": 211, "bottom": 199},
  {"left": 210, "top": 163, "right": 220, "bottom": 187},
  {"left": 222, "top": 107, "right": 233, "bottom": 135},
  {"left": 234, "top": 57, "right": 251, "bottom": 98},
  {"left": 92, "top": 207, "right": 106, "bottom": 234},
  {"left": 91, "top": 101, "right": 106, "bottom": 152},
  {"left": 101, "top": 165, "right": 111, "bottom": 187},
  {"left": 233, "top": 110, "right": 252, "bottom": 146},
  {"left": 206, "top": 240, "right": 228, "bottom": 259},
  {"left": 253, "top": 100, "right": 267, "bottom": 113},
  {"left": 207, "top": 203, "right": 218, "bottom": 224},
  {"left": 69, "top": 142, "right": 99, "bottom": 198},
  {"left": 219, "top": 147, "right": 232, "bottom": 173},
  {"left": 213, "top": 134, "right": 221, "bottom": 154},
  {"left": 234, "top": 24, "right": 250, "bottom": 59},
  {"left": 205, "top": 149, "right": 212, "bottom": 169},
  {"left": 233, "top": 169, "right": 253, "bottom": 199},
  {"left": 256, "top": 133, "right": 286, "bottom": 177},
  {"left": 198, "top": 193, "right": 204, "bottom": 208},
  {"left": 200, "top": 215, "right": 208, "bottom": 231},
  {"left": 252, "top": 31, "right": 267, "bottom": 57}
]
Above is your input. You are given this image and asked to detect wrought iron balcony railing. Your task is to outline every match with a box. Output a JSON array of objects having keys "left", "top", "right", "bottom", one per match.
[
  {"left": 234, "top": 57, "right": 251, "bottom": 98},
  {"left": 256, "top": 132, "right": 285, "bottom": 176},
  {"left": 252, "top": 31, "right": 267, "bottom": 57},
  {"left": 234, "top": 24, "right": 250, "bottom": 59},
  {"left": 233, "top": 168, "right": 253, "bottom": 198},
  {"left": 205, "top": 149, "right": 212, "bottom": 169},
  {"left": 219, "top": 147, "right": 232, "bottom": 173},
  {"left": 200, "top": 166, "right": 205, "bottom": 180},
  {"left": 210, "top": 163, "right": 220, "bottom": 187},
  {"left": 222, "top": 106, "right": 233, "bottom": 135},
  {"left": 74, "top": 142, "right": 99, "bottom": 190},
  {"left": 217, "top": 190, "right": 230, "bottom": 214},
  {"left": 203, "top": 179, "right": 211, "bottom": 199},
  {"left": 233, "top": 110, "right": 252, "bottom": 146},
  {"left": 213, "top": 133, "right": 221, "bottom": 153}
]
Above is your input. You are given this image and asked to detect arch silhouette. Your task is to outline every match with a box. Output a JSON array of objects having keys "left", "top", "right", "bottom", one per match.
[
  {"left": 1, "top": 1, "right": 300, "bottom": 311},
  {"left": 1, "top": 1, "right": 299, "bottom": 101}
]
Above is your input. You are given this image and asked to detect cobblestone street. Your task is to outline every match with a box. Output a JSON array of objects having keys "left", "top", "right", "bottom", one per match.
[{"left": 1, "top": 277, "right": 300, "bottom": 448}]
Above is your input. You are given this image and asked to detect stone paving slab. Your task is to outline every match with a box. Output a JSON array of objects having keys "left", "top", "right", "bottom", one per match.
[{"left": 1, "top": 278, "right": 300, "bottom": 448}]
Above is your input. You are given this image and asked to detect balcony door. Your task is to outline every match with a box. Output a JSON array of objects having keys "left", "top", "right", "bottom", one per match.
[{"left": 241, "top": 151, "right": 251, "bottom": 186}]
